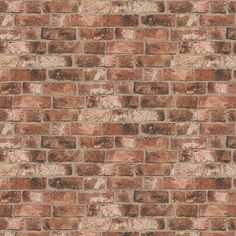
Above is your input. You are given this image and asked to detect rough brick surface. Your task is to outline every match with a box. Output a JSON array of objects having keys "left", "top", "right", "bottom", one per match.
[{"left": 0, "top": 0, "right": 236, "bottom": 235}]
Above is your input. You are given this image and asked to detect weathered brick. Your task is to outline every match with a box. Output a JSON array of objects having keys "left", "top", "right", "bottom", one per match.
[
  {"left": 43, "top": 1, "right": 78, "bottom": 13},
  {"left": 0, "top": 1, "right": 235, "bottom": 234},
  {"left": 15, "top": 15, "right": 49, "bottom": 26},
  {"left": 42, "top": 28, "right": 76, "bottom": 40}
]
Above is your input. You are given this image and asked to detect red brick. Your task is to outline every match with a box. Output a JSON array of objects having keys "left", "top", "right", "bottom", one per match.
[
  {"left": 195, "top": 178, "right": 231, "bottom": 189},
  {"left": 176, "top": 205, "right": 198, "bottom": 217},
  {"left": 195, "top": 69, "right": 231, "bottom": 81},
  {"left": 80, "top": 28, "right": 114, "bottom": 40},
  {"left": 15, "top": 123, "right": 49, "bottom": 135},
  {"left": 10, "top": 178, "right": 46, "bottom": 189},
  {"left": 49, "top": 177, "right": 82, "bottom": 189},
  {"left": 48, "top": 69, "right": 83, "bottom": 81},
  {"left": 102, "top": 15, "right": 139, "bottom": 27},
  {"left": 15, "top": 205, "right": 51, "bottom": 217},
  {"left": 136, "top": 28, "right": 168, "bottom": 41},
  {"left": 107, "top": 151, "right": 143, "bottom": 163},
  {"left": 146, "top": 42, "right": 177, "bottom": 55},
  {"left": 200, "top": 15, "right": 235, "bottom": 26},
  {"left": 136, "top": 56, "right": 171, "bottom": 67},
  {"left": 141, "top": 14, "right": 175, "bottom": 26},
  {"left": 200, "top": 205, "right": 236, "bottom": 217},
  {"left": 0, "top": 0, "right": 24, "bottom": 13},
  {"left": 71, "top": 15, "right": 102, "bottom": 27},
  {"left": 48, "top": 41, "right": 80, "bottom": 53},
  {"left": 10, "top": 69, "right": 46, "bottom": 81},
  {"left": 15, "top": 15, "right": 49, "bottom": 26},
  {"left": 102, "top": 123, "right": 138, "bottom": 135},
  {"left": 163, "top": 177, "right": 194, "bottom": 189},
  {"left": 200, "top": 97, "right": 236, "bottom": 108},
  {"left": 15, "top": 96, "right": 51, "bottom": 109},
  {"left": 108, "top": 177, "right": 142, "bottom": 189},
  {"left": 0, "top": 2, "right": 235, "bottom": 234},
  {"left": 54, "top": 205, "right": 85, "bottom": 217},
  {"left": 41, "top": 136, "right": 76, "bottom": 149},
  {"left": 171, "top": 29, "right": 206, "bottom": 41},
  {"left": 43, "top": 218, "right": 78, "bottom": 230},
  {"left": 53, "top": 97, "right": 85, "bottom": 109},
  {"left": 43, "top": 1, "right": 78, "bottom": 12},
  {"left": 107, "top": 42, "right": 144, "bottom": 54},
  {"left": 43, "top": 191, "right": 76, "bottom": 203}
]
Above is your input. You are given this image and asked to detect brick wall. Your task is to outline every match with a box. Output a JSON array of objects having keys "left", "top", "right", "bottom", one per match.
[{"left": 0, "top": 0, "right": 236, "bottom": 235}]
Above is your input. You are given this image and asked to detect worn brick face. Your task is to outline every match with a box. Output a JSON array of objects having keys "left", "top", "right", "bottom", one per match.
[{"left": 0, "top": 0, "right": 235, "bottom": 234}]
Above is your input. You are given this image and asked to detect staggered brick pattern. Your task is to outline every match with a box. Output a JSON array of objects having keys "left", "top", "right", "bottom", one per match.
[{"left": 1, "top": 0, "right": 236, "bottom": 235}]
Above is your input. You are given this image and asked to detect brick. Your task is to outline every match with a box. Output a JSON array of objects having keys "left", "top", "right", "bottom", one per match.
[
  {"left": 38, "top": 55, "right": 72, "bottom": 67},
  {"left": 8, "top": 41, "right": 46, "bottom": 54},
  {"left": 54, "top": 97, "right": 85, "bottom": 109},
  {"left": 43, "top": 218, "right": 77, "bottom": 230},
  {"left": 108, "top": 69, "right": 141, "bottom": 81},
  {"left": 49, "top": 69, "right": 82, "bottom": 81},
  {"left": 200, "top": 123, "right": 234, "bottom": 135},
  {"left": 41, "top": 136, "right": 76, "bottom": 149},
  {"left": 49, "top": 177, "right": 82, "bottom": 189},
  {"left": 200, "top": 15, "right": 235, "bottom": 26},
  {"left": 76, "top": 55, "right": 116, "bottom": 67},
  {"left": 0, "top": 205, "right": 12, "bottom": 216},
  {"left": 136, "top": 56, "right": 171, "bottom": 67},
  {"left": 80, "top": 28, "right": 114, "bottom": 40},
  {"left": 42, "top": 28, "right": 76, "bottom": 40},
  {"left": 15, "top": 15, "right": 49, "bottom": 26},
  {"left": 136, "top": 28, "right": 168, "bottom": 41},
  {"left": 134, "top": 82, "right": 169, "bottom": 94},
  {"left": 129, "top": 218, "right": 165, "bottom": 230},
  {"left": 141, "top": 14, "right": 175, "bottom": 26},
  {"left": 107, "top": 42, "right": 144, "bottom": 54},
  {"left": 195, "top": 69, "right": 231, "bottom": 81},
  {"left": 10, "top": 178, "right": 46, "bottom": 189},
  {"left": 108, "top": 177, "right": 142, "bottom": 189},
  {"left": 200, "top": 97, "right": 236, "bottom": 108},
  {"left": 48, "top": 42, "right": 80, "bottom": 53},
  {"left": 102, "top": 123, "right": 138, "bottom": 135},
  {"left": 134, "top": 191, "right": 168, "bottom": 203},
  {"left": 15, "top": 96, "right": 51, "bottom": 109},
  {"left": 163, "top": 177, "right": 194, "bottom": 189},
  {"left": 102, "top": 15, "right": 139, "bottom": 27},
  {"left": 146, "top": 42, "right": 177, "bottom": 55},
  {"left": 54, "top": 205, "right": 85, "bottom": 217},
  {"left": 71, "top": 15, "right": 102, "bottom": 26},
  {"left": 15, "top": 205, "right": 51, "bottom": 217},
  {"left": 43, "top": 1, "right": 78, "bottom": 12},
  {"left": 43, "top": 110, "right": 78, "bottom": 121},
  {"left": 176, "top": 205, "right": 198, "bottom": 217},
  {"left": 80, "top": 137, "right": 113, "bottom": 149},
  {"left": 10, "top": 69, "right": 46, "bottom": 81},
  {"left": 0, "top": 1, "right": 235, "bottom": 234},
  {"left": 0, "top": 0, "right": 24, "bottom": 13},
  {"left": 140, "top": 204, "right": 174, "bottom": 217},
  {"left": 0, "top": 29, "right": 21, "bottom": 40},
  {"left": 195, "top": 178, "right": 231, "bottom": 189},
  {"left": 43, "top": 191, "right": 76, "bottom": 203},
  {"left": 136, "top": 164, "right": 171, "bottom": 176},
  {"left": 79, "top": 218, "right": 110, "bottom": 231},
  {"left": 171, "top": 29, "right": 206, "bottom": 41},
  {"left": 200, "top": 205, "right": 236, "bottom": 217},
  {"left": 131, "top": 1, "right": 165, "bottom": 13},
  {"left": 107, "top": 151, "right": 143, "bottom": 163},
  {"left": 227, "top": 28, "right": 236, "bottom": 39},
  {"left": 84, "top": 42, "right": 105, "bottom": 54},
  {"left": 15, "top": 123, "right": 49, "bottom": 135}
]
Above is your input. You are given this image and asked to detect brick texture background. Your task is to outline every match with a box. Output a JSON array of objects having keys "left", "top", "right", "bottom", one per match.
[{"left": 0, "top": 0, "right": 236, "bottom": 235}]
